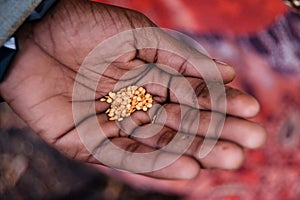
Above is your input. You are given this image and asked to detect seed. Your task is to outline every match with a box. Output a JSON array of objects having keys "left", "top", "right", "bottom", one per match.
[
  {"left": 101, "top": 85, "right": 153, "bottom": 121},
  {"left": 106, "top": 98, "right": 112, "bottom": 103},
  {"left": 152, "top": 115, "right": 157, "bottom": 124},
  {"left": 109, "top": 92, "right": 116, "bottom": 98},
  {"left": 121, "top": 109, "right": 127, "bottom": 115},
  {"left": 109, "top": 117, "right": 117, "bottom": 121},
  {"left": 118, "top": 118, "right": 124, "bottom": 121},
  {"left": 138, "top": 87, "right": 145, "bottom": 94}
]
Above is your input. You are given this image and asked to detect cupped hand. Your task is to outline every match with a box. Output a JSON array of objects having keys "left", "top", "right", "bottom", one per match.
[{"left": 0, "top": 0, "right": 266, "bottom": 179}]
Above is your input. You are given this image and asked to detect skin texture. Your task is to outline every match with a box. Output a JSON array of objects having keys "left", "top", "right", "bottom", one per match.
[{"left": 0, "top": 0, "right": 266, "bottom": 179}]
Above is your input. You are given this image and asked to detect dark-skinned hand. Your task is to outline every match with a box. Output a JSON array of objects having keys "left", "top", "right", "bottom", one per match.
[{"left": 0, "top": 0, "right": 266, "bottom": 179}]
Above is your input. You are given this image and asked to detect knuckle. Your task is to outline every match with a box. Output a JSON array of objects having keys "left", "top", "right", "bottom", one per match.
[
  {"left": 200, "top": 111, "right": 225, "bottom": 138},
  {"left": 189, "top": 136, "right": 204, "bottom": 157},
  {"left": 157, "top": 130, "right": 174, "bottom": 148},
  {"left": 181, "top": 107, "right": 199, "bottom": 133},
  {"left": 124, "top": 142, "right": 140, "bottom": 153}
]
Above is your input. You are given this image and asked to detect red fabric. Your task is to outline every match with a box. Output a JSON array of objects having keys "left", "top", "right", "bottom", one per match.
[{"left": 93, "top": 0, "right": 286, "bottom": 35}]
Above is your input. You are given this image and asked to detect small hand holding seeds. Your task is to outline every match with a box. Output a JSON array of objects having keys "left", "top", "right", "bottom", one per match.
[{"left": 0, "top": 0, "right": 267, "bottom": 179}]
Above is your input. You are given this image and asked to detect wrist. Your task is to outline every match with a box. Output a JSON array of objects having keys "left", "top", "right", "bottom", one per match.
[{"left": 0, "top": 0, "right": 58, "bottom": 102}]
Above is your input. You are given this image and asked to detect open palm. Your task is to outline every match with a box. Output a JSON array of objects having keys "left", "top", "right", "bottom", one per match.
[{"left": 0, "top": 0, "right": 266, "bottom": 179}]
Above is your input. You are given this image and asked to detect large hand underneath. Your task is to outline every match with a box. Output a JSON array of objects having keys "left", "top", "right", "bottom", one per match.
[{"left": 0, "top": 0, "right": 266, "bottom": 179}]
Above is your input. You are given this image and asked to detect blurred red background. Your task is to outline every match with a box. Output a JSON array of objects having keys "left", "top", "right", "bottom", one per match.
[{"left": 93, "top": 0, "right": 286, "bottom": 35}]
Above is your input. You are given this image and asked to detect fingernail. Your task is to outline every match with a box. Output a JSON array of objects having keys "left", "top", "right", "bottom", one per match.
[{"left": 213, "top": 59, "right": 229, "bottom": 66}]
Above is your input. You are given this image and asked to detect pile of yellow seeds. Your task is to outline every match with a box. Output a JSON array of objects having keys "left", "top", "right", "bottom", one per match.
[{"left": 100, "top": 86, "right": 153, "bottom": 121}]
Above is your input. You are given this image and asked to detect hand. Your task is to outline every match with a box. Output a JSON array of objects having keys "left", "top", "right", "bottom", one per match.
[{"left": 0, "top": 0, "right": 266, "bottom": 179}]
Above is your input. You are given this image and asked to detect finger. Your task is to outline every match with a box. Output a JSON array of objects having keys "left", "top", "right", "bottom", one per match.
[
  {"left": 153, "top": 104, "right": 267, "bottom": 149},
  {"left": 131, "top": 125, "right": 245, "bottom": 170},
  {"left": 134, "top": 29, "right": 235, "bottom": 83},
  {"left": 156, "top": 50, "right": 236, "bottom": 84},
  {"left": 93, "top": 137, "right": 200, "bottom": 179},
  {"left": 167, "top": 76, "right": 260, "bottom": 118}
]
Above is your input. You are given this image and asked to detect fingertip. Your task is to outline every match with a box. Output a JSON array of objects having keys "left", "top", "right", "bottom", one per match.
[
  {"left": 213, "top": 142, "right": 245, "bottom": 170},
  {"left": 149, "top": 156, "right": 200, "bottom": 180},
  {"left": 175, "top": 156, "right": 201, "bottom": 179},
  {"left": 200, "top": 141, "right": 245, "bottom": 170},
  {"left": 258, "top": 124, "right": 268, "bottom": 147},
  {"left": 244, "top": 96, "right": 261, "bottom": 118},
  {"left": 222, "top": 144, "right": 245, "bottom": 170},
  {"left": 245, "top": 124, "right": 268, "bottom": 149},
  {"left": 229, "top": 91, "right": 261, "bottom": 118},
  {"left": 224, "top": 65, "right": 236, "bottom": 83},
  {"left": 213, "top": 59, "right": 236, "bottom": 83},
  {"left": 224, "top": 117, "right": 268, "bottom": 150}
]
